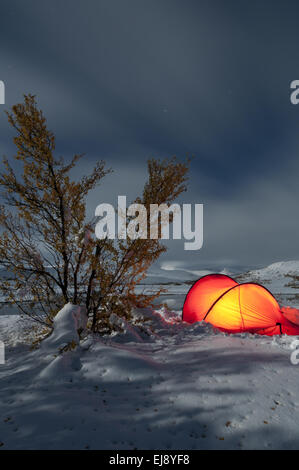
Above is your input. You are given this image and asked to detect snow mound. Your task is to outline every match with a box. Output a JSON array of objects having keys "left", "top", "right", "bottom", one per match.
[
  {"left": 36, "top": 304, "right": 87, "bottom": 382},
  {"left": 41, "top": 303, "right": 87, "bottom": 353},
  {"left": 109, "top": 313, "right": 145, "bottom": 342},
  {"left": 38, "top": 349, "right": 83, "bottom": 382}
]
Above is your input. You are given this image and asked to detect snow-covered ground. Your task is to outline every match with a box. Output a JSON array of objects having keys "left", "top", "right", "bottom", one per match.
[{"left": 1, "top": 261, "right": 299, "bottom": 450}]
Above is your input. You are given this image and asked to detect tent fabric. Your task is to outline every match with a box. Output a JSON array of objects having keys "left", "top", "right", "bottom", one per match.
[
  {"left": 181, "top": 274, "right": 238, "bottom": 324},
  {"left": 182, "top": 273, "right": 299, "bottom": 336}
]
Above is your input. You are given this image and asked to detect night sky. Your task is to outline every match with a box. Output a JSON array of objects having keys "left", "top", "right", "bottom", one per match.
[{"left": 1, "top": 0, "right": 299, "bottom": 271}]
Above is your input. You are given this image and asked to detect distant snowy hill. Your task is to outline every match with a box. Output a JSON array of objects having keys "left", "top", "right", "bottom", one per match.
[
  {"left": 143, "top": 260, "right": 299, "bottom": 300},
  {"left": 140, "top": 260, "right": 299, "bottom": 308},
  {"left": 237, "top": 260, "right": 299, "bottom": 295},
  {"left": 144, "top": 262, "right": 231, "bottom": 285},
  {"left": 144, "top": 266, "right": 211, "bottom": 284}
]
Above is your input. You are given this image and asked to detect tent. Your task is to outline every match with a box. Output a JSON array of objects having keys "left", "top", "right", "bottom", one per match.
[{"left": 182, "top": 273, "right": 299, "bottom": 336}]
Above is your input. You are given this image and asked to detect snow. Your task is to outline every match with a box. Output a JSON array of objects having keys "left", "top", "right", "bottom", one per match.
[
  {"left": 0, "top": 261, "right": 299, "bottom": 449},
  {"left": 41, "top": 303, "right": 87, "bottom": 353},
  {"left": 245, "top": 260, "right": 299, "bottom": 279}
]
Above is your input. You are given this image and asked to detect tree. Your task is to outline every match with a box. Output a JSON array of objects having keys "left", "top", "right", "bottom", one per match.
[{"left": 0, "top": 95, "right": 190, "bottom": 332}]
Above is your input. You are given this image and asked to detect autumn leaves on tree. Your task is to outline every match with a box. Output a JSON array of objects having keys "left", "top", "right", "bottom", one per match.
[{"left": 0, "top": 95, "right": 190, "bottom": 332}]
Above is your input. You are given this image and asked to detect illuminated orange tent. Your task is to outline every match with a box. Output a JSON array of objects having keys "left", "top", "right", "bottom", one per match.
[{"left": 182, "top": 273, "right": 299, "bottom": 336}]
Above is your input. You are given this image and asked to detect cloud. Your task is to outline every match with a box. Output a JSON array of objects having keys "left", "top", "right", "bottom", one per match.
[{"left": 1, "top": 0, "right": 299, "bottom": 268}]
